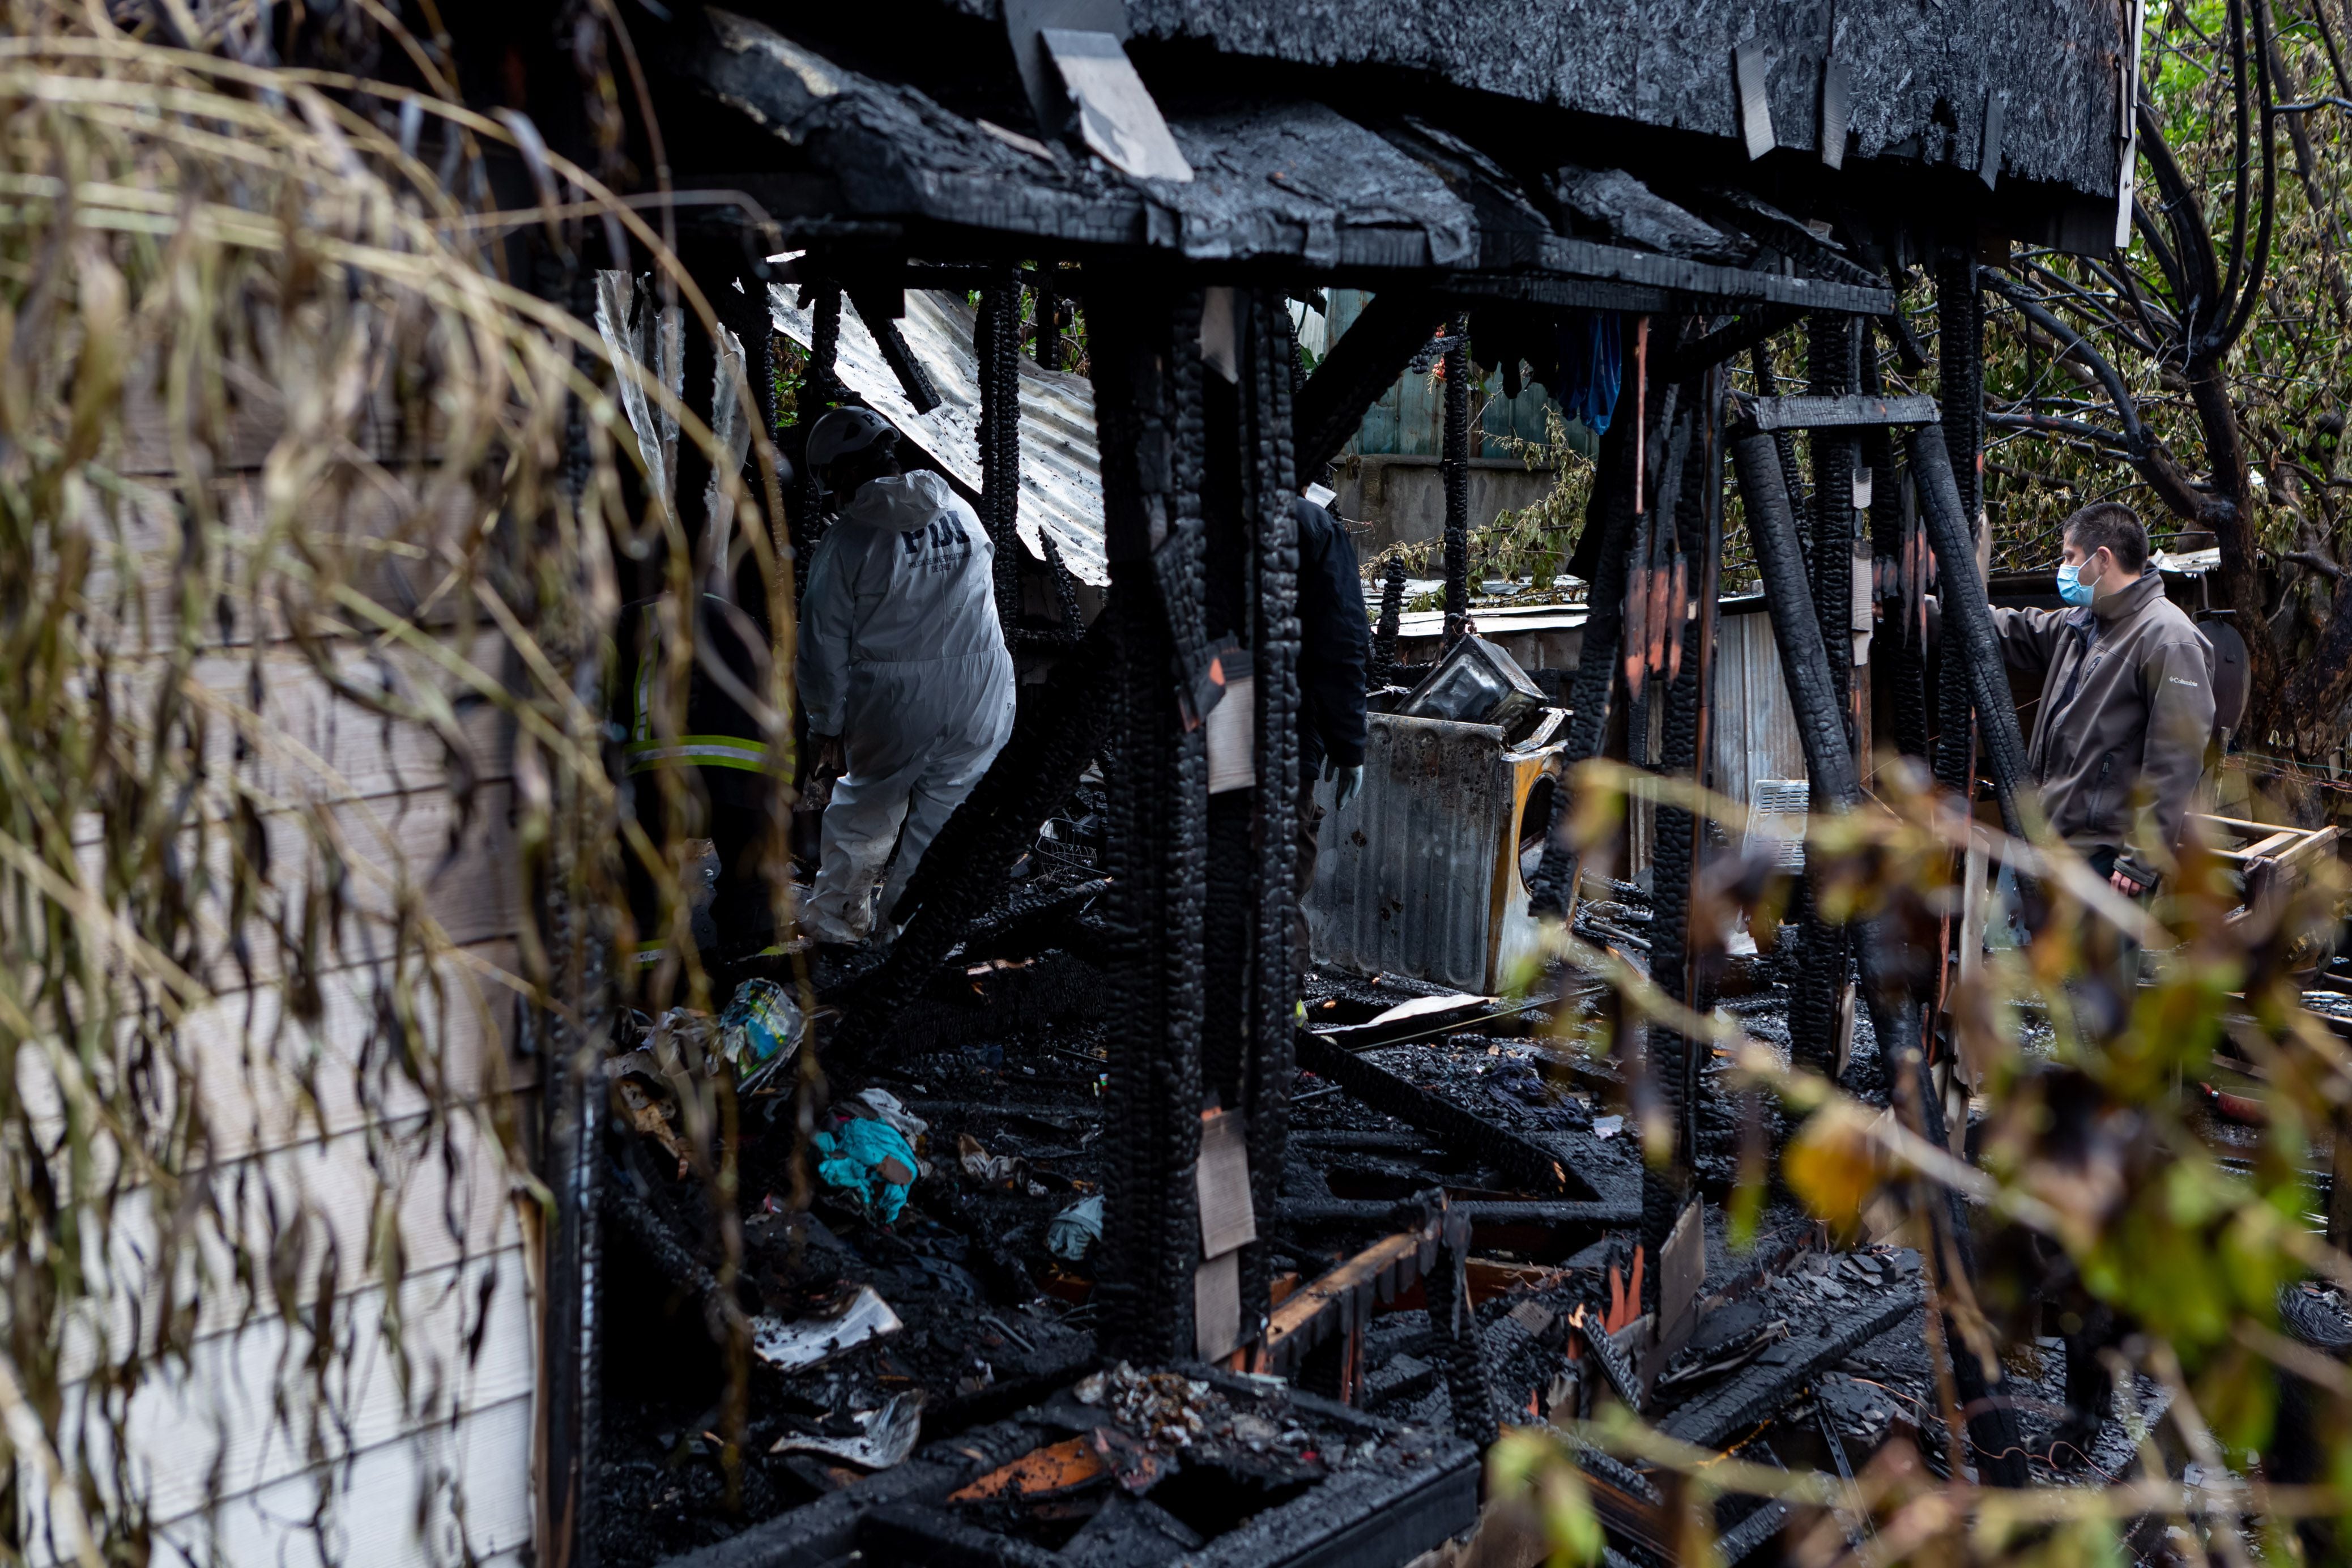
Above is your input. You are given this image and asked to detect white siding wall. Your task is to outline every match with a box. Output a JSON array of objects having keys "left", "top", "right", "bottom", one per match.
[{"left": 27, "top": 475, "right": 536, "bottom": 1568}]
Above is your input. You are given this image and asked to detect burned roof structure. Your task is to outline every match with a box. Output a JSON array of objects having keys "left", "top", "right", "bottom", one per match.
[{"left": 518, "top": 2, "right": 2141, "bottom": 1565}]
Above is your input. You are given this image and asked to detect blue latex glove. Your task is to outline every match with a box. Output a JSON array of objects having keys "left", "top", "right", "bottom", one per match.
[
  {"left": 1326, "top": 760, "right": 1365, "bottom": 809},
  {"left": 811, "top": 1117, "right": 919, "bottom": 1222}
]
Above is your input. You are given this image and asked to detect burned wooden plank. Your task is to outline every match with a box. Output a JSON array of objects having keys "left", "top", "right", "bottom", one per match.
[
  {"left": 658, "top": 1420, "right": 1045, "bottom": 1567},
  {"left": 1736, "top": 393, "right": 1941, "bottom": 432},
  {"left": 1277, "top": 1199, "right": 1639, "bottom": 1228},
  {"left": 847, "top": 290, "right": 945, "bottom": 414},
  {"left": 1659, "top": 1285, "right": 1923, "bottom": 1450},
  {"left": 1259, "top": 1228, "right": 1435, "bottom": 1375},
  {"left": 1537, "top": 237, "right": 1892, "bottom": 313},
  {"left": 861, "top": 1502, "right": 1067, "bottom": 1567},
  {"left": 1716, "top": 1498, "right": 1791, "bottom": 1564},
  {"left": 1294, "top": 1028, "right": 1596, "bottom": 1199},
  {"left": 1185, "top": 1437, "right": 1481, "bottom": 1568}
]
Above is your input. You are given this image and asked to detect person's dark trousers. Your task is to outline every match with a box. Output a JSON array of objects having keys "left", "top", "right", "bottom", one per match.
[
  {"left": 1294, "top": 800, "right": 1326, "bottom": 996},
  {"left": 2074, "top": 846, "right": 2146, "bottom": 1038}
]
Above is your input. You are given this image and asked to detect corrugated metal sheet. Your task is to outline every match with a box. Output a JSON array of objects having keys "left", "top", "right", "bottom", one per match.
[
  {"left": 769, "top": 286, "right": 1107, "bottom": 584},
  {"left": 1708, "top": 606, "right": 1808, "bottom": 813},
  {"left": 1306, "top": 713, "right": 1562, "bottom": 991},
  {"left": 1396, "top": 600, "right": 1804, "bottom": 817},
  {"left": 1396, "top": 603, "right": 1586, "bottom": 674}
]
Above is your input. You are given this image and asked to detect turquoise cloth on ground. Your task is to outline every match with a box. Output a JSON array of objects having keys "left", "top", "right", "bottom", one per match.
[{"left": 812, "top": 1118, "right": 918, "bottom": 1221}]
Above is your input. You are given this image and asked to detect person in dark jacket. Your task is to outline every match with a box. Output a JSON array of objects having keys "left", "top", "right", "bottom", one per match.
[
  {"left": 1991, "top": 502, "right": 2215, "bottom": 896},
  {"left": 1294, "top": 496, "right": 1370, "bottom": 934}
]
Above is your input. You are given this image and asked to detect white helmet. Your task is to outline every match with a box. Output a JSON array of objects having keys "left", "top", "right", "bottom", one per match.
[{"left": 804, "top": 406, "right": 897, "bottom": 473}]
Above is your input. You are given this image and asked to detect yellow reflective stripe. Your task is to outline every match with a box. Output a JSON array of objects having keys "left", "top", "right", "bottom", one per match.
[{"left": 625, "top": 734, "right": 779, "bottom": 776}]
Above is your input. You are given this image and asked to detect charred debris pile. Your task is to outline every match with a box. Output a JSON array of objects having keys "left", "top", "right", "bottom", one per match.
[
  {"left": 589, "top": 830, "right": 2165, "bottom": 1568},
  {"left": 531, "top": 4, "right": 2188, "bottom": 1565}
]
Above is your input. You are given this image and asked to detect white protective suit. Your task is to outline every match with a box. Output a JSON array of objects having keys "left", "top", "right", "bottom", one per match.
[{"left": 798, "top": 470, "right": 1016, "bottom": 943}]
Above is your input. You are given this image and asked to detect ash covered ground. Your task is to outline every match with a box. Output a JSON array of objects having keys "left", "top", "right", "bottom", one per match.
[{"left": 583, "top": 846, "right": 2351, "bottom": 1567}]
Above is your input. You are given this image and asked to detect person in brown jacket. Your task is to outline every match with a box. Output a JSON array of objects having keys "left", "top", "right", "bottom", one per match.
[{"left": 1990, "top": 502, "right": 2217, "bottom": 896}]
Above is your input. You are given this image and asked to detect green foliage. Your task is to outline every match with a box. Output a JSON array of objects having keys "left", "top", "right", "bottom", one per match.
[
  {"left": 1501, "top": 756, "right": 2352, "bottom": 1565},
  {"left": 1983, "top": 7, "right": 2352, "bottom": 574},
  {"left": 0, "top": 6, "right": 792, "bottom": 1557},
  {"left": 1373, "top": 404, "right": 1598, "bottom": 598}
]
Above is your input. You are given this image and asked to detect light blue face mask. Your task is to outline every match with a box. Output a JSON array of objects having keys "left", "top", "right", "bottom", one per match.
[{"left": 2056, "top": 560, "right": 2095, "bottom": 606}]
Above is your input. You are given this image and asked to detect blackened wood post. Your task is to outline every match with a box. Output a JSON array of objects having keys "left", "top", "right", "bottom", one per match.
[
  {"left": 977, "top": 273, "right": 1024, "bottom": 635},
  {"left": 1091, "top": 284, "right": 1207, "bottom": 1364},
  {"left": 1441, "top": 314, "right": 1472, "bottom": 647},
  {"left": 1242, "top": 289, "right": 1302, "bottom": 1339}
]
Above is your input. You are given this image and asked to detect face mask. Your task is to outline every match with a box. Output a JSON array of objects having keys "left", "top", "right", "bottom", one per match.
[{"left": 2056, "top": 559, "right": 2095, "bottom": 606}]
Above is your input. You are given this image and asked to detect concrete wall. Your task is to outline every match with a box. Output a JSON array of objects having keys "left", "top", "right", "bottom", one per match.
[{"left": 1333, "top": 453, "right": 1562, "bottom": 553}]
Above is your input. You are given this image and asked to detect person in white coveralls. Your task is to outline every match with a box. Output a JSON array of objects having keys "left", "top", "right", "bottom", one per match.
[{"left": 795, "top": 407, "right": 1016, "bottom": 945}]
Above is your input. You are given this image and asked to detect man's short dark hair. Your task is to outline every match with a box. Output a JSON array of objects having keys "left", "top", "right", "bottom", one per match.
[{"left": 2063, "top": 502, "right": 2148, "bottom": 574}]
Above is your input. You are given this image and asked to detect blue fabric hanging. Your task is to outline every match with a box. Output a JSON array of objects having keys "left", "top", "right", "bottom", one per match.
[{"left": 1558, "top": 312, "right": 1622, "bottom": 435}]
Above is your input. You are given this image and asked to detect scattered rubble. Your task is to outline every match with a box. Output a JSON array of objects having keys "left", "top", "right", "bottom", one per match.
[{"left": 585, "top": 796, "right": 2352, "bottom": 1568}]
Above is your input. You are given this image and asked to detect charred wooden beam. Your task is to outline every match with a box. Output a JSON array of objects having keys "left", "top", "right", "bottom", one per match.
[
  {"left": 1660, "top": 306, "right": 1799, "bottom": 382},
  {"left": 1908, "top": 422, "right": 2033, "bottom": 837},
  {"left": 655, "top": 1422, "right": 1046, "bottom": 1567},
  {"left": 1734, "top": 393, "right": 1941, "bottom": 432},
  {"left": 1277, "top": 1198, "right": 1641, "bottom": 1228},
  {"left": 1659, "top": 1286, "right": 1922, "bottom": 1449},
  {"left": 1092, "top": 289, "right": 1210, "bottom": 1364},
  {"left": 1294, "top": 1028, "right": 1595, "bottom": 1199},
  {"left": 1717, "top": 1499, "right": 1792, "bottom": 1565},
  {"left": 847, "top": 288, "right": 945, "bottom": 414},
  {"left": 1260, "top": 1220, "right": 1443, "bottom": 1377},
  {"left": 860, "top": 1503, "right": 1066, "bottom": 1568}
]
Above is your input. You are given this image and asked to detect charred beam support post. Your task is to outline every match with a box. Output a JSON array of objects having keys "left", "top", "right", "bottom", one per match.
[
  {"left": 846, "top": 287, "right": 944, "bottom": 415},
  {"left": 1729, "top": 428, "right": 2031, "bottom": 1487},
  {"left": 977, "top": 272, "right": 1024, "bottom": 636},
  {"left": 1933, "top": 257, "right": 1983, "bottom": 795},
  {"left": 1642, "top": 368, "right": 1718, "bottom": 1302},
  {"left": 1092, "top": 287, "right": 1209, "bottom": 1364},
  {"left": 1629, "top": 388, "right": 1692, "bottom": 1310},
  {"left": 1093, "top": 286, "right": 1302, "bottom": 1365},
  {"left": 1788, "top": 313, "right": 1860, "bottom": 1083},
  {"left": 1441, "top": 314, "right": 1472, "bottom": 647},
  {"left": 1908, "top": 424, "right": 2031, "bottom": 833},
  {"left": 1294, "top": 1029, "right": 1593, "bottom": 1200},
  {"left": 1863, "top": 322, "right": 1933, "bottom": 764},
  {"left": 1238, "top": 289, "right": 1305, "bottom": 1341},
  {"left": 1033, "top": 276, "right": 1060, "bottom": 372}
]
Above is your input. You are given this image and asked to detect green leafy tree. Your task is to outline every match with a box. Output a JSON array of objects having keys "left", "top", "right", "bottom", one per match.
[{"left": 1987, "top": 0, "right": 2352, "bottom": 781}]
